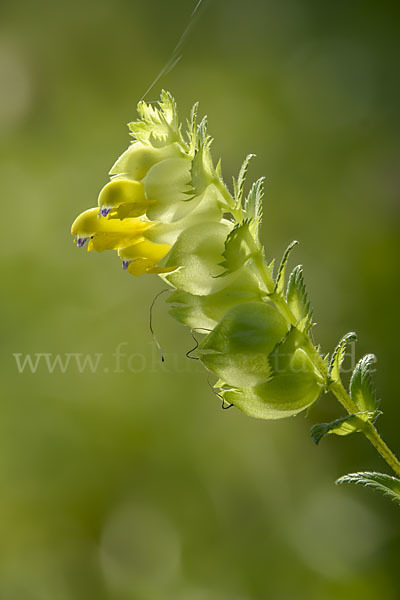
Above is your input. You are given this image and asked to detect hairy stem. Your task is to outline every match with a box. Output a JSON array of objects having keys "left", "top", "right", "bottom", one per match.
[
  {"left": 252, "top": 243, "right": 400, "bottom": 478},
  {"left": 363, "top": 426, "right": 400, "bottom": 478},
  {"left": 330, "top": 381, "right": 400, "bottom": 477}
]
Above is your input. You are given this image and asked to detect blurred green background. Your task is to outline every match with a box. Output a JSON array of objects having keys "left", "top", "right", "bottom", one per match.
[{"left": 1, "top": 0, "right": 400, "bottom": 598}]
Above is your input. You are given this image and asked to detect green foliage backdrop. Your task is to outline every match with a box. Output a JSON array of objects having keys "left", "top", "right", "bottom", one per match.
[{"left": 1, "top": 0, "right": 399, "bottom": 598}]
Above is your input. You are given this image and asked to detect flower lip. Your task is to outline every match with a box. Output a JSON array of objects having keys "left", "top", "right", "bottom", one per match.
[
  {"left": 98, "top": 179, "right": 147, "bottom": 210},
  {"left": 71, "top": 207, "right": 153, "bottom": 236},
  {"left": 76, "top": 237, "right": 89, "bottom": 248}
]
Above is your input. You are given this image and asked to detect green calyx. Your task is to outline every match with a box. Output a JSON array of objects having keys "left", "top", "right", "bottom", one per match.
[
  {"left": 198, "top": 302, "right": 288, "bottom": 388},
  {"left": 212, "top": 325, "right": 324, "bottom": 419}
]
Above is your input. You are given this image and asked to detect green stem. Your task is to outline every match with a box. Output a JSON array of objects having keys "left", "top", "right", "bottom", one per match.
[
  {"left": 251, "top": 244, "right": 400, "bottom": 478},
  {"left": 330, "top": 381, "right": 400, "bottom": 478},
  {"left": 363, "top": 426, "right": 400, "bottom": 478}
]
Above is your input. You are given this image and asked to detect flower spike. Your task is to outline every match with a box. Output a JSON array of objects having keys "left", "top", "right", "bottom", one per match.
[{"left": 71, "top": 91, "right": 400, "bottom": 504}]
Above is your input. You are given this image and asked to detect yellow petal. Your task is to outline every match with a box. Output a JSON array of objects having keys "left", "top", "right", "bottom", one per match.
[
  {"left": 71, "top": 208, "right": 154, "bottom": 252},
  {"left": 118, "top": 239, "right": 171, "bottom": 263},
  {"left": 98, "top": 179, "right": 151, "bottom": 217},
  {"left": 88, "top": 233, "right": 146, "bottom": 252},
  {"left": 127, "top": 258, "right": 176, "bottom": 277},
  {"left": 119, "top": 239, "right": 174, "bottom": 276},
  {"left": 72, "top": 207, "right": 152, "bottom": 234},
  {"left": 115, "top": 203, "right": 151, "bottom": 219}
]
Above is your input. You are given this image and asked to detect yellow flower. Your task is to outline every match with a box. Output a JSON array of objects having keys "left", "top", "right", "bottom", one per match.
[
  {"left": 119, "top": 239, "right": 173, "bottom": 276},
  {"left": 71, "top": 206, "right": 173, "bottom": 276},
  {"left": 71, "top": 91, "right": 233, "bottom": 277},
  {"left": 97, "top": 178, "right": 153, "bottom": 219}
]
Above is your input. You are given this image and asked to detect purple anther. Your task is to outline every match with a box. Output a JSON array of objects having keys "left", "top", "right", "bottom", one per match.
[
  {"left": 77, "top": 237, "right": 88, "bottom": 248},
  {"left": 122, "top": 260, "right": 131, "bottom": 270},
  {"left": 101, "top": 208, "right": 111, "bottom": 217}
]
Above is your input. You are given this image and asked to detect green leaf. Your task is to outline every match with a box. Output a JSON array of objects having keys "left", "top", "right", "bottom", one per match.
[
  {"left": 215, "top": 159, "right": 223, "bottom": 179},
  {"left": 336, "top": 471, "right": 400, "bottom": 506},
  {"left": 350, "top": 354, "right": 378, "bottom": 411},
  {"left": 233, "top": 154, "right": 255, "bottom": 205},
  {"left": 275, "top": 241, "right": 299, "bottom": 295},
  {"left": 190, "top": 137, "right": 214, "bottom": 196},
  {"left": 286, "top": 265, "right": 312, "bottom": 326},
  {"left": 186, "top": 101, "right": 199, "bottom": 154},
  {"left": 243, "top": 177, "right": 264, "bottom": 240},
  {"left": 217, "top": 221, "right": 253, "bottom": 277},
  {"left": 198, "top": 301, "right": 289, "bottom": 388},
  {"left": 328, "top": 332, "right": 357, "bottom": 383},
  {"left": 311, "top": 410, "right": 380, "bottom": 445},
  {"left": 129, "top": 90, "right": 182, "bottom": 147},
  {"left": 197, "top": 115, "right": 209, "bottom": 146}
]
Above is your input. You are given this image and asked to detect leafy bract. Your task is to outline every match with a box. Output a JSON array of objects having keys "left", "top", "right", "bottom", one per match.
[
  {"left": 129, "top": 90, "right": 181, "bottom": 147},
  {"left": 217, "top": 221, "right": 253, "bottom": 277},
  {"left": 233, "top": 154, "right": 255, "bottom": 206},
  {"left": 286, "top": 266, "right": 312, "bottom": 326},
  {"left": 275, "top": 241, "right": 299, "bottom": 295},
  {"left": 186, "top": 101, "right": 199, "bottom": 155},
  {"left": 350, "top": 354, "right": 378, "bottom": 411},
  {"left": 311, "top": 410, "right": 380, "bottom": 445},
  {"left": 328, "top": 332, "right": 357, "bottom": 383},
  {"left": 190, "top": 137, "right": 216, "bottom": 196},
  {"left": 243, "top": 177, "right": 264, "bottom": 241},
  {"left": 198, "top": 302, "right": 288, "bottom": 388},
  {"left": 336, "top": 471, "right": 400, "bottom": 506}
]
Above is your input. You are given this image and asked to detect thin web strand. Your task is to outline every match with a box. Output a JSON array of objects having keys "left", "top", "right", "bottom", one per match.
[{"left": 140, "top": 0, "right": 208, "bottom": 101}]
